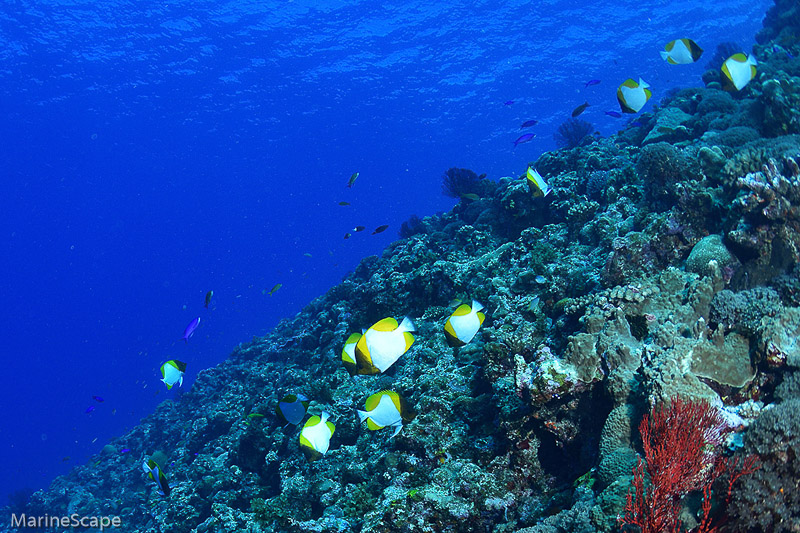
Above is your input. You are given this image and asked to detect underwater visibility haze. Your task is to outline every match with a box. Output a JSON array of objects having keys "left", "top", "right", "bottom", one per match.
[{"left": 4, "top": 0, "right": 800, "bottom": 531}]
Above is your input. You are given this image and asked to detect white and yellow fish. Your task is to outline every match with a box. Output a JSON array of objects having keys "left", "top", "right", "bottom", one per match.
[
  {"left": 299, "top": 412, "right": 335, "bottom": 461},
  {"left": 526, "top": 167, "right": 551, "bottom": 197},
  {"left": 444, "top": 300, "right": 486, "bottom": 347},
  {"left": 341, "top": 332, "right": 362, "bottom": 377},
  {"left": 357, "top": 391, "right": 416, "bottom": 437},
  {"left": 660, "top": 38, "right": 703, "bottom": 65},
  {"left": 354, "top": 317, "right": 415, "bottom": 375},
  {"left": 721, "top": 53, "right": 758, "bottom": 91},
  {"left": 616, "top": 78, "right": 652, "bottom": 114},
  {"left": 160, "top": 360, "right": 186, "bottom": 390}
]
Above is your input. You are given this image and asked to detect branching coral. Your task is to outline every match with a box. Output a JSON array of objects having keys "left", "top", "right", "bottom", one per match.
[{"left": 621, "top": 398, "right": 729, "bottom": 533}]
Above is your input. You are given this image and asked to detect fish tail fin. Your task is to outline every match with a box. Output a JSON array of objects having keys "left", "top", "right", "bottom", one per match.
[
  {"left": 399, "top": 316, "right": 416, "bottom": 332},
  {"left": 472, "top": 300, "right": 484, "bottom": 313},
  {"left": 659, "top": 51, "right": 669, "bottom": 61},
  {"left": 357, "top": 410, "right": 368, "bottom": 423}
]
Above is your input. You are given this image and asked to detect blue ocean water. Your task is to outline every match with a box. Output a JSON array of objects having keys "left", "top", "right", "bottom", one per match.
[{"left": 0, "top": 0, "right": 770, "bottom": 505}]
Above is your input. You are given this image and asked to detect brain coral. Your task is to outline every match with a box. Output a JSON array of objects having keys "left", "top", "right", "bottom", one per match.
[{"left": 685, "top": 234, "right": 740, "bottom": 277}]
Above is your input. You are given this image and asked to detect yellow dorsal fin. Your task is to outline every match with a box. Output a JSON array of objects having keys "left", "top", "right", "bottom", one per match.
[
  {"left": 371, "top": 317, "right": 399, "bottom": 332},
  {"left": 452, "top": 303, "right": 472, "bottom": 317}
]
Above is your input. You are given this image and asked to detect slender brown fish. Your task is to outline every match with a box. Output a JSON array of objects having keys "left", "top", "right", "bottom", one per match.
[
  {"left": 571, "top": 102, "right": 590, "bottom": 117},
  {"left": 372, "top": 225, "right": 389, "bottom": 234}
]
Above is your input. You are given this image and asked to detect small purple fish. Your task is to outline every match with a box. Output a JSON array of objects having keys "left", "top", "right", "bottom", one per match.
[
  {"left": 513, "top": 133, "right": 536, "bottom": 147},
  {"left": 585, "top": 79, "right": 601, "bottom": 87},
  {"left": 120, "top": 448, "right": 131, "bottom": 454},
  {"left": 503, "top": 100, "right": 514, "bottom": 106},
  {"left": 520, "top": 119, "right": 539, "bottom": 129},
  {"left": 605, "top": 110, "right": 622, "bottom": 118},
  {"left": 85, "top": 406, "right": 96, "bottom": 414},
  {"left": 92, "top": 395, "right": 104, "bottom": 402},
  {"left": 182, "top": 317, "right": 201, "bottom": 343}
]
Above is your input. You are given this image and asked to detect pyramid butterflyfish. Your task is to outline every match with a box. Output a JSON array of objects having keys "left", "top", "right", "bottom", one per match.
[
  {"left": 354, "top": 317, "right": 415, "bottom": 375},
  {"left": 721, "top": 53, "right": 758, "bottom": 91},
  {"left": 142, "top": 459, "right": 171, "bottom": 496},
  {"left": 299, "top": 412, "right": 335, "bottom": 461},
  {"left": 357, "top": 391, "right": 416, "bottom": 437},
  {"left": 444, "top": 300, "right": 486, "bottom": 347},
  {"left": 526, "top": 167, "right": 551, "bottom": 197},
  {"left": 341, "top": 332, "right": 362, "bottom": 377},
  {"left": 276, "top": 393, "right": 310, "bottom": 425},
  {"left": 160, "top": 360, "right": 186, "bottom": 390},
  {"left": 616, "top": 78, "right": 652, "bottom": 114},
  {"left": 660, "top": 38, "right": 703, "bottom": 64}
]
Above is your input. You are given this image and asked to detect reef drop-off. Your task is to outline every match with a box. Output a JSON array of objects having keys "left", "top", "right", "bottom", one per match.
[{"left": 4, "top": 1, "right": 800, "bottom": 531}]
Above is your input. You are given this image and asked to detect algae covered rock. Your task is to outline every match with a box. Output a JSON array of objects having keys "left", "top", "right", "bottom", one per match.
[{"left": 685, "top": 234, "right": 740, "bottom": 277}]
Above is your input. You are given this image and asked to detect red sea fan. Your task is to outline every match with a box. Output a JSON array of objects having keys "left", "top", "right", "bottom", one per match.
[{"left": 621, "top": 398, "right": 729, "bottom": 533}]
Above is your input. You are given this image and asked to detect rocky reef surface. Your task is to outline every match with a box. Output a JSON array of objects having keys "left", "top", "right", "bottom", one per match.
[{"left": 4, "top": 1, "right": 800, "bottom": 532}]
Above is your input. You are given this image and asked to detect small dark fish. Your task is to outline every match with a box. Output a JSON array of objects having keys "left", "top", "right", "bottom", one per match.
[
  {"left": 605, "top": 110, "right": 622, "bottom": 118},
  {"left": 62, "top": 456, "right": 70, "bottom": 462},
  {"left": 85, "top": 406, "right": 96, "bottom": 414},
  {"left": 353, "top": 225, "right": 366, "bottom": 232},
  {"left": 372, "top": 225, "right": 389, "bottom": 234},
  {"left": 630, "top": 121, "right": 643, "bottom": 127},
  {"left": 338, "top": 201, "right": 351, "bottom": 206},
  {"left": 92, "top": 395, "right": 104, "bottom": 402},
  {"left": 571, "top": 102, "right": 590, "bottom": 117},
  {"left": 520, "top": 119, "right": 539, "bottom": 129},
  {"left": 503, "top": 100, "right": 514, "bottom": 106},
  {"left": 204, "top": 290, "right": 214, "bottom": 309},
  {"left": 347, "top": 172, "right": 359, "bottom": 188},
  {"left": 120, "top": 448, "right": 131, "bottom": 454},
  {"left": 267, "top": 284, "right": 282, "bottom": 296},
  {"left": 477, "top": 173, "right": 487, "bottom": 179},
  {"left": 182, "top": 317, "right": 200, "bottom": 343},
  {"left": 513, "top": 133, "right": 536, "bottom": 147},
  {"left": 584, "top": 79, "right": 601, "bottom": 87},
  {"left": 460, "top": 193, "right": 480, "bottom": 201},
  {"left": 344, "top": 232, "right": 351, "bottom": 239}
]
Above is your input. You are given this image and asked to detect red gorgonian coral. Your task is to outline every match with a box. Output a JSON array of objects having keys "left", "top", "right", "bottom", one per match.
[{"left": 620, "top": 397, "right": 737, "bottom": 533}]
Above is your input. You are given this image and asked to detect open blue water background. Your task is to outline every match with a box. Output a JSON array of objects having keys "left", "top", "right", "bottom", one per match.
[{"left": 0, "top": 0, "right": 770, "bottom": 503}]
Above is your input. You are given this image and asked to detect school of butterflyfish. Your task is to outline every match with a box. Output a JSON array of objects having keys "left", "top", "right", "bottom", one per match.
[
  {"left": 143, "top": 34, "right": 762, "bottom": 495},
  {"left": 615, "top": 38, "right": 756, "bottom": 114},
  {"left": 515, "top": 36, "right": 758, "bottom": 149},
  {"left": 141, "top": 299, "right": 488, "bottom": 494}
]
